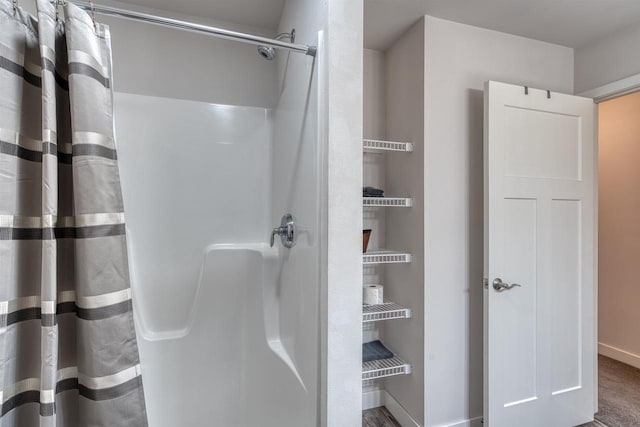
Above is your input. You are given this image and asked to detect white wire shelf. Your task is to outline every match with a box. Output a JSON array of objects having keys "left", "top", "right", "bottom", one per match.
[
  {"left": 363, "top": 301, "right": 412, "bottom": 323},
  {"left": 362, "top": 356, "right": 412, "bottom": 381},
  {"left": 363, "top": 250, "right": 412, "bottom": 265},
  {"left": 363, "top": 139, "right": 414, "bottom": 153},
  {"left": 363, "top": 197, "right": 413, "bottom": 207}
]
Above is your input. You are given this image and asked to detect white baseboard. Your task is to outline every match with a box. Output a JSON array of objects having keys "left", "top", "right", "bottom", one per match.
[
  {"left": 384, "top": 391, "right": 421, "bottom": 427},
  {"left": 599, "top": 342, "right": 640, "bottom": 369},
  {"left": 432, "top": 416, "right": 483, "bottom": 427},
  {"left": 363, "top": 389, "right": 384, "bottom": 411},
  {"left": 364, "top": 389, "right": 483, "bottom": 427}
]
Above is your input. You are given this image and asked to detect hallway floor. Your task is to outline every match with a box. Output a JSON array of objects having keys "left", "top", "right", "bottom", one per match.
[
  {"left": 592, "top": 355, "right": 640, "bottom": 426},
  {"left": 364, "top": 355, "right": 640, "bottom": 427}
]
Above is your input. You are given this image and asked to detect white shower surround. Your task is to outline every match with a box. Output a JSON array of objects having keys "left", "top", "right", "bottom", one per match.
[{"left": 115, "top": 93, "right": 319, "bottom": 426}]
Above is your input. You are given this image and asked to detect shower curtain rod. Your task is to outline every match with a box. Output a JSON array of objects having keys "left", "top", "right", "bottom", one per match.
[{"left": 51, "top": 0, "right": 317, "bottom": 57}]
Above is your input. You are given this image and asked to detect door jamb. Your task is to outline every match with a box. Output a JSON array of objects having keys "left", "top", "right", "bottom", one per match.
[
  {"left": 579, "top": 72, "right": 640, "bottom": 103},
  {"left": 579, "top": 73, "right": 640, "bottom": 419}
]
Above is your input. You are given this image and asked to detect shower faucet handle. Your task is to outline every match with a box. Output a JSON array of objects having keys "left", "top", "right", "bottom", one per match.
[
  {"left": 270, "top": 227, "right": 281, "bottom": 247},
  {"left": 270, "top": 213, "right": 296, "bottom": 249}
]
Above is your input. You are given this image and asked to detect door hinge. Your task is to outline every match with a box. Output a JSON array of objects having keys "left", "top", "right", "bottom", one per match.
[{"left": 483, "top": 277, "right": 488, "bottom": 290}]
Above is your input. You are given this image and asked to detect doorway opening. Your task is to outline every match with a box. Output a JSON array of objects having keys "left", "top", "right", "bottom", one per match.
[{"left": 596, "top": 91, "right": 640, "bottom": 427}]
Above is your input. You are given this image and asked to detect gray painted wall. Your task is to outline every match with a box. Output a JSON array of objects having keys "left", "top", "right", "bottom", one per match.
[
  {"left": 384, "top": 18, "right": 426, "bottom": 425},
  {"left": 575, "top": 22, "right": 640, "bottom": 94},
  {"left": 423, "top": 16, "right": 574, "bottom": 426}
]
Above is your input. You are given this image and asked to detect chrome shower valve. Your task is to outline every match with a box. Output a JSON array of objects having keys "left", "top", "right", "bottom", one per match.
[{"left": 270, "top": 213, "right": 296, "bottom": 248}]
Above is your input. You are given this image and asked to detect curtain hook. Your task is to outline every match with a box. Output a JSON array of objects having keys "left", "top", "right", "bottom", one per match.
[
  {"left": 55, "top": 0, "right": 60, "bottom": 22},
  {"left": 12, "top": 0, "right": 18, "bottom": 15},
  {"left": 88, "top": 0, "right": 97, "bottom": 29}
]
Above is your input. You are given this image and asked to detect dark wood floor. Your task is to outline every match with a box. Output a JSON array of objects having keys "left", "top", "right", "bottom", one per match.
[
  {"left": 594, "top": 355, "right": 640, "bottom": 426},
  {"left": 364, "top": 407, "right": 608, "bottom": 427},
  {"left": 362, "top": 406, "right": 401, "bottom": 427},
  {"left": 365, "top": 355, "right": 640, "bottom": 427}
]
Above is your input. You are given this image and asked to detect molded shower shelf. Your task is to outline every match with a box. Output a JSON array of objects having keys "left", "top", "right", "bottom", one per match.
[
  {"left": 363, "top": 197, "right": 413, "bottom": 207},
  {"left": 362, "top": 356, "right": 412, "bottom": 381},
  {"left": 363, "top": 138, "right": 414, "bottom": 153},
  {"left": 363, "top": 250, "right": 412, "bottom": 265},
  {"left": 363, "top": 301, "right": 412, "bottom": 323}
]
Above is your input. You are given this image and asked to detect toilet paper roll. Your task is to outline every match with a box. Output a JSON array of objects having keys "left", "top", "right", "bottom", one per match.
[{"left": 363, "top": 284, "right": 384, "bottom": 305}]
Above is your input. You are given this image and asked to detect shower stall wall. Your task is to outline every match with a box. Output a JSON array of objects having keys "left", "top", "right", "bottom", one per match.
[
  {"left": 108, "top": 4, "right": 321, "bottom": 426},
  {"left": 115, "top": 79, "right": 319, "bottom": 426}
]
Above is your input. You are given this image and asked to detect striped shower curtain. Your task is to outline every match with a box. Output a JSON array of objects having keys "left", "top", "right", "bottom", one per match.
[{"left": 0, "top": 0, "right": 148, "bottom": 425}]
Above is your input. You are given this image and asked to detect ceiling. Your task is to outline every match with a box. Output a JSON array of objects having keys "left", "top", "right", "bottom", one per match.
[
  {"left": 124, "top": 0, "right": 285, "bottom": 30},
  {"left": 365, "top": 0, "right": 640, "bottom": 51},
  {"left": 113, "top": 0, "right": 640, "bottom": 50}
]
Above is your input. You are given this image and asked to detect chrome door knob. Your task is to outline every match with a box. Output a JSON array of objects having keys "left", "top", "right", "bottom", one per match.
[
  {"left": 492, "top": 278, "right": 521, "bottom": 292},
  {"left": 270, "top": 213, "right": 296, "bottom": 248}
]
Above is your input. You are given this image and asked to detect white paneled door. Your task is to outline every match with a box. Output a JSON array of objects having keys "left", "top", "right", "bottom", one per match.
[{"left": 484, "top": 81, "right": 596, "bottom": 427}]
